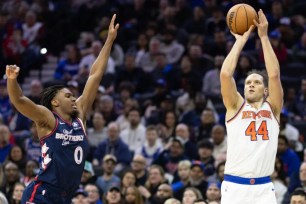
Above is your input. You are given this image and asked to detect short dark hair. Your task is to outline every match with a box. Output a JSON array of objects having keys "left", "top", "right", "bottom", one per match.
[
  {"left": 246, "top": 69, "right": 269, "bottom": 87},
  {"left": 197, "top": 139, "right": 214, "bottom": 150},
  {"left": 278, "top": 135, "right": 289, "bottom": 146},
  {"left": 291, "top": 188, "right": 306, "bottom": 200},
  {"left": 40, "top": 85, "right": 65, "bottom": 110}
]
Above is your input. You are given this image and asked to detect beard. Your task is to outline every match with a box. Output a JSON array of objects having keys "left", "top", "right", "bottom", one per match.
[{"left": 71, "top": 109, "right": 80, "bottom": 119}]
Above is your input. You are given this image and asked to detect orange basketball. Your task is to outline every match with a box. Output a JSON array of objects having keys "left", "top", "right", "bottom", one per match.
[{"left": 226, "top": 4, "right": 258, "bottom": 35}]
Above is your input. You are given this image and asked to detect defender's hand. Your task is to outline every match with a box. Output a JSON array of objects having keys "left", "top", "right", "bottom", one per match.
[
  {"left": 107, "top": 14, "right": 119, "bottom": 42},
  {"left": 6, "top": 65, "right": 20, "bottom": 79}
]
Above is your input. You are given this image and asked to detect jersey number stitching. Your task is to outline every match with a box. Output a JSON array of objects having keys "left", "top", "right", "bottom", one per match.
[
  {"left": 74, "top": 146, "right": 83, "bottom": 164},
  {"left": 245, "top": 121, "right": 269, "bottom": 141}
]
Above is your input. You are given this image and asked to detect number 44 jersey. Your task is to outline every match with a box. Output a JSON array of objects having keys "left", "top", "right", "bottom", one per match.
[
  {"left": 37, "top": 112, "right": 89, "bottom": 193},
  {"left": 224, "top": 101, "right": 279, "bottom": 178}
]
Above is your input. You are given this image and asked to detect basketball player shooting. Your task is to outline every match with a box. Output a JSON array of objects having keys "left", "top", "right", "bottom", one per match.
[
  {"left": 6, "top": 14, "right": 119, "bottom": 204},
  {"left": 220, "top": 10, "right": 283, "bottom": 204}
]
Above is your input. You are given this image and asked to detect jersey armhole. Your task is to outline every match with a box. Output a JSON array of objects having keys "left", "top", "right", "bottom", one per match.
[
  {"left": 265, "top": 101, "right": 280, "bottom": 126},
  {"left": 226, "top": 101, "right": 246, "bottom": 123},
  {"left": 39, "top": 117, "right": 59, "bottom": 144}
]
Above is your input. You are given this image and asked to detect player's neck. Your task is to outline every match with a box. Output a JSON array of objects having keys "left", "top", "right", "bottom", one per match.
[
  {"left": 246, "top": 99, "right": 265, "bottom": 110},
  {"left": 55, "top": 110, "right": 72, "bottom": 123}
]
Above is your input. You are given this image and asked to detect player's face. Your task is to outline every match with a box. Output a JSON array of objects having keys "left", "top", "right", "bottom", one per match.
[
  {"left": 54, "top": 88, "right": 79, "bottom": 118},
  {"left": 244, "top": 74, "right": 267, "bottom": 103}
]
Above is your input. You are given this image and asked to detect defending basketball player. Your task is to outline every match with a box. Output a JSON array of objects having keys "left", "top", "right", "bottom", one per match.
[
  {"left": 6, "top": 14, "right": 119, "bottom": 204},
  {"left": 220, "top": 9, "right": 283, "bottom": 204}
]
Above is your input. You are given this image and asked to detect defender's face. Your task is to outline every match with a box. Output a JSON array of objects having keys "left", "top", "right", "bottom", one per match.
[
  {"left": 244, "top": 74, "right": 266, "bottom": 103},
  {"left": 53, "top": 88, "right": 78, "bottom": 117}
]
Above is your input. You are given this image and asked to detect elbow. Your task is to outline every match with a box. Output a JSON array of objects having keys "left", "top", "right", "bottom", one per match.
[
  {"left": 269, "top": 72, "right": 280, "bottom": 79},
  {"left": 220, "top": 70, "right": 232, "bottom": 79}
]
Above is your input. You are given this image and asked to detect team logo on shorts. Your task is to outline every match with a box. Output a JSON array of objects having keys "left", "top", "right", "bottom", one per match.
[{"left": 250, "top": 179, "right": 255, "bottom": 185}]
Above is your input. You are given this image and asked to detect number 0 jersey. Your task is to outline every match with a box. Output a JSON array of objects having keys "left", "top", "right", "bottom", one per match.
[
  {"left": 37, "top": 112, "right": 89, "bottom": 193},
  {"left": 224, "top": 101, "right": 279, "bottom": 178}
]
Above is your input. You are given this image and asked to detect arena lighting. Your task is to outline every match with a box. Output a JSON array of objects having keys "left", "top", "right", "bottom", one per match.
[{"left": 40, "top": 48, "right": 47, "bottom": 55}]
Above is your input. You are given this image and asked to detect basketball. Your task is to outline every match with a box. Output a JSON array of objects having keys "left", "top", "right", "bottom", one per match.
[{"left": 226, "top": 4, "right": 258, "bottom": 35}]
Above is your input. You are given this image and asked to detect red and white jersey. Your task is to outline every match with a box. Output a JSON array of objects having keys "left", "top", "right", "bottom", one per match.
[{"left": 224, "top": 101, "right": 280, "bottom": 177}]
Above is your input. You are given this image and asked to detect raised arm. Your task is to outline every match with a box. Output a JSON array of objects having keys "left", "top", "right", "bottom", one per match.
[
  {"left": 254, "top": 10, "right": 283, "bottom": 118},
  {"left": 6, "top": 65, "right": 55, "bottom": 127},
  {"left": 76, "top": 14, "right": 119, "bottom": 121},
  {"left": 220, "top": 27, "right": 254, "bottom": 113}
]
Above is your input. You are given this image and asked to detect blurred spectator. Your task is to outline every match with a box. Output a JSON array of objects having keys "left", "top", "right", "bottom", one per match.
[
  {"left": 197, "top": 140, "right": 215, "bottom": 177},
  {"left": 161, "top": 110, "right": 177, "bottom": 141},
  {"left": 80, "top": 161, "right": 97, "bottom": 188},
  {"left": 0, "top": 80, "right": 11, "bottom": 122},
  {"left": 139, "top": 165, "right": 167, "bottom": 198},
  {"left": 271, "top": 162, "right": 287, "bottom": 204},
  {"left": 277, "top": 135, "right": 301, "bottom": 178},
  {"left": 295, "top": 78, "right": 306, "bottom": 121},
  {"left": 0, "top": 162, "right": 20, "bottom": 201},
  {"left": 93, "top": 122, "right": 131, "bottom": 169},
  {"left": 22, "top": 160, "right": 39, "bottom": 187},
  {"left": 133, "top": 33, "right": 149, "bottom": 68},
  {"left": 135, "top": 125, "right": 163, "bottom": 166},
  {"left": 6, "top": 104, "right": 31, "bottom": 140},
  {"left": 182, "top": 187, "right": 203, "bottom": 204},
  {"left": 0, "top": 191, "right": 8, "bottom": 204},
  {"left": 124, "top": 186, "right": 144, "bottom": 204},
  {"left": 115, "top": 53, "right": 148, "bottom": 94},
  {"left": 23, "top": 122, "right": 40, "bottom": 163},
  {"left": 79, "top": 40, "right": 115, "bottom": 77},
  {"left": 120, "top": 108, "right": 146, "bottom": 154},
  {"left": 188, "top": 161, "right": 208, "bottom": 198},
  {"left": 120, "top": 170, "right": 137, "bottom": 195},
  {"left": 27, "top": 79, "right": 42, "bottom": 104},
  {"left": 0, "top": 124, "right": 13, "bottom": 163},
  {"left": 54, "top": 44, "right": 81, "bottom": 81},
  {"left": 175, "top": 123, "right": 197, "bottom": 160},
  {"left": 235, "top": 54, "right": 255, "bottom": 94},
  {"left": 22, "top": 11, "right": 43, "bottom": 45},
  {"left": 205, "top": 182, "right": 221, "bottom": 203},
  {"left": 84, "top": 183, "right": 103, "bottom": 204},
  {"left": 153, "top": 137, "right": 188, "bottom": 175},
  {"left": 259, "top": 30, "right": 287, "bottom": 64},
  {"left": 195, "top": 108, "right": 216, "bottom": 142},
  {"left": 131, "top": 155, "right": 148, "bottom": 186},
  {"left": 175, "top": 93, "right": 198, "bottom": 127},
  {"left": 205, "top": 7, "right": 227, "bottom": 37},
  {"left": 184, "top": 6, "right": 206, "bottom": 35},
  {"left": 210, "top": 125, "right": 227, "bottom": 160},
  {"left": 171, "top": 160, "right": 191, "bottom": 197},
  {"left": 290, "top": 187, "right": 306, "bottom": 204},
  {"left": 202, "top": 55, "right": 225, "bottom": 101},
  {"left": 177, "top": 55, "right": 202, "bottom": 93},
  {"left": 7, "top": 145, "right": 26, "bottom": 174},
  {"left": 10, "top": 182, "right": 24, "bottom": 204},
  {"left": 72, "top": 188, "right": 89, "bottom": 204},
  {"left": 160, "top": 28, "right": 185, "bottom": 64},
  {"left": 116, "top": 98, "right": 139, "bottom": 131},
  {"left": 97, "top": 95, "right": 118, "bottom": 125},
  {"left": 95, "top": 154, "right": 120, "bottom": 194},
  {"left": 164, "top": 198, "right": 181, "bottom": 204},
  {"left": 103, "top": 184, "right": 122, "bottom": 204},
  {"left": 280, "top": 111, "right": 303, "bottom": 153},
  {"left": 87, "top": 111, "right": 108, "bottom": 148},
  {"left": 67, "top": 80, "right": 80, "bottom": 98},
  {"left": 137, "top": 37, "right": 160, "bottom": 73},
  {"left": 150, "top": 183, "right": 173, "bottom": 204}
]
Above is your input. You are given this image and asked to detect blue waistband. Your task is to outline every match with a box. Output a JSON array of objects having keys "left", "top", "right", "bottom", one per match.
[{"left": 224, "top": 174, "right": 271, "bottom": 185}]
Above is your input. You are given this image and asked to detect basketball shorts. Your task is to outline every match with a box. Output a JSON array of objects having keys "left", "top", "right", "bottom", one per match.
[{"left": 221, "top": 174, "right": 277, "bottom": 204}]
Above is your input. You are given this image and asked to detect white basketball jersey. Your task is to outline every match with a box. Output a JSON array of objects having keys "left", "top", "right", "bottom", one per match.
[{"left": 224, "top": 101, "right": 279, "bottom": 177}]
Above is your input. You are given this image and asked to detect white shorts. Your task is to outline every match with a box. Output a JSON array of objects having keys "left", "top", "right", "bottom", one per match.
[{"left": 221, "top": 180, "right": 277, "bottom": 204}]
